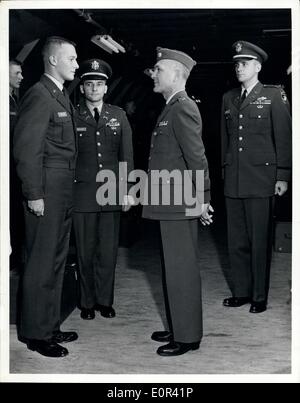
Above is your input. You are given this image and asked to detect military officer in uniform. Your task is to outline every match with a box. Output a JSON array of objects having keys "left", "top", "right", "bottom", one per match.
[
  {"left": 221, "top": 41, "right": 292, "bottom": 313},
  {"left": 14, "top": 36, "right": 79, "bottom": 357},
  {"left": 73, "top": 59, "right": 134, "bottom": 321},
  {"left": 143, "top": 48, "right": 213, "bottom": 356},
  {"left": 9, "top": 60, "right": 24, "bottom": 270}
]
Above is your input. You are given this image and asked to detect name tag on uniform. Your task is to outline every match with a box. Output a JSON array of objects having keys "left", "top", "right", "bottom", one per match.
[
  {"left": 159, "top": 120, "right": 168, "bottom": 126},
  {"left": 76, "top": 127, "right": 87, "bottom": 132},
  {"left": 57, "top": 111, "right": 68, "bottom": 118}
]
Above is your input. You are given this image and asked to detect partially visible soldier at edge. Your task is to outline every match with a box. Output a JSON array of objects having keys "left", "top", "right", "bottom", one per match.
[{"left": 9, "top": 59, "right": 24, "bottom": 271}]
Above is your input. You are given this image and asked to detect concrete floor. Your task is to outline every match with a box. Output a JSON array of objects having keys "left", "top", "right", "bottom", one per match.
[{"left": 6, "top": 220, "right": 293, "bottom": 381}]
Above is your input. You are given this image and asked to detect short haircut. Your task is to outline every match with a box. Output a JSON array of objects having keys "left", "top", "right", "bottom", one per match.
[
  {"left": 173, "top": 60, "right": 190, "bottom": 81},
  {"left": 9, "top": 59, "right": 22, "bottom": 67},
  {"left": 42, "top": 36, "right": 76, "bottom": 61}
]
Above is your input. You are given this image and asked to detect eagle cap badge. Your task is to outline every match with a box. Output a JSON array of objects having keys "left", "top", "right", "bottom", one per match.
[
  {"left": 235, "top": 43, "right": 242, "bottom": 53},
  {"left": 91, "top": 60, "right": 100, "bottom": 70}
]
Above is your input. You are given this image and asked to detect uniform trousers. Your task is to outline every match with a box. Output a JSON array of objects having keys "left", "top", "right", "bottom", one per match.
[
  {"left": 225, "top": 197, "right": 273, "bottom": 302},
  {"left": 159, "top": 219, "right": 202, "bottom": 343},
  {"left": 73, "top": 211, "right": 121, "bottom": 309},
  {"left": 19, "top": 168, "right": 74, "bottom": 340}
]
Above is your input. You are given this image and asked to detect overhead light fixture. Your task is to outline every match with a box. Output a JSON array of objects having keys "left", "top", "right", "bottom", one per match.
[{"left": 91, "top": 35, "right": 126, "bottom": 54}]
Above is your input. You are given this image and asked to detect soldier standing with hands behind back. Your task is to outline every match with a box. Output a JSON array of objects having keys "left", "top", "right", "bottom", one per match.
[
  {"left": 221, "top": 41, "right": 292, "bottom": 314},
  {"left": 143, "top": 48, "right": 213, "bottom": 357}
]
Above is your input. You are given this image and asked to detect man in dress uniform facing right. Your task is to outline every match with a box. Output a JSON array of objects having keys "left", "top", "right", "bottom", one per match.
[{"left": 221, "top": 41, "right": 292, "bottom": 314}]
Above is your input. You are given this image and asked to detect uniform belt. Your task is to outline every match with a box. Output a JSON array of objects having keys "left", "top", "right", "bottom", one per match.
[{"left": 43, "top": 159, "right": 76, "bottom": 170}]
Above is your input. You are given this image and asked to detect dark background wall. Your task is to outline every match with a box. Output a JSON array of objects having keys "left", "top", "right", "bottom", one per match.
[{"left": 9, "top": 8, "right": 292, "bottom": 219}]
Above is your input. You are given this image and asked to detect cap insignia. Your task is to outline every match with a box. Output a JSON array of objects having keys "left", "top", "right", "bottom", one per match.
[
  {"left": 91, "top": 60, "right": 100, "bottom": 70},
  {"left": 158, "top": 52, "right": 162, "bottom": 58},
  {"left": 235, "top": 43, "right": 242, "bottom": 53}
]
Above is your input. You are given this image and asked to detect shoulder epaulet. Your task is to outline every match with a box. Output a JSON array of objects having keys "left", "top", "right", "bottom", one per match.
[
  {"left": 177, "top": 96, "right": 193, "bottom": 103},
  {"left": 107, "top": 103, "right": 123, "bottom": 110},
  {"left": 264, "top": 85, "right": 288, "bottom": 103},
  {"left": 263, "top": 84, "right": 282, "bottom": 89}
]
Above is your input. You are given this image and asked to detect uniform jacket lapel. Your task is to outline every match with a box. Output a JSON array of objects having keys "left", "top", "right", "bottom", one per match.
[
  {"left": 40, "top": 74, "right": 73, "bottom": 115},
  {"left": 77, "top": 101, "right": 110, "bottom": 130},
  {"left": 156, "top": 90, "right": 187, "bottom": 124},
  {"left": 77, "top": 101, "right": 96, "bottom": 126},
  {"left": 240, "top": 82, "right": 263, "bottom": 110},
  {"left": 231, "top": 89, "right": 241, "bottom": 110},
  {"left": 98, "top": 103, "right": 109, "bottom": 129}
]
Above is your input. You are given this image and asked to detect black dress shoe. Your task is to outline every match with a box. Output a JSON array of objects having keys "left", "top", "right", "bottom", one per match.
[
  {"left": 27, "top": 339, "right": 68, "bottom": 357},
  {"left": 94, "top": 304, "right": 115, "bottom": 318},
  {"left": 151, "top": 331, "right": 173, "bottom": 343},
  {"left": 80, "top": 308, "right": 95, "bottom": 320},
  {"left": 223, "top": 297, "right": 251, "bottom": 307},
  {"left": 52, "top": 330, "right": 78, "bottom": 344},
  {"left": 157, "top": 341, "right": 200, "bottom": 357},
  {"left": 250, "top": 301, "right": 267, "bottom": 313}
]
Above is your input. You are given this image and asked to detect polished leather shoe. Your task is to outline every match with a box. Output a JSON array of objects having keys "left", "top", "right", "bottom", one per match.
[
  {"left": 151, "top": 330, "right": 173, "bottom": 343},
  {"left": 52, "top": 330, "right": 78, "bottom": 344},
  {"left": 157, "top": 341, "right": 200, "bottom": 357},
  {"left": 223, "top": 297, "right": 251, "bottom": 307},
  {"left": 27, "top": 339, "right": 68, "bottom": 357},
  {"left": 94, "top": 304, "right": 115, "bottom": 318},
  {"left": 80, "top": 308, "right": 95, "bottom": 320},
  {"left": 249, "top": 301, "right": 267, "bottom": 313}
]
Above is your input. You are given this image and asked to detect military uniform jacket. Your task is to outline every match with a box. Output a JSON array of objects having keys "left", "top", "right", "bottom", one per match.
[
  {"left": 10, "top": 94, "right": 18, "bottom": 135},
  {"left": 221, "top": 82, "right": 292, "bottom": 198},
  {"left": 14, "top": 75, "right": 76, "bottom": 200},
  {"left": 10, "top": 94, "right": 19, "bottom": 180},
  {"left": 142, "top": 90, "right": 211, "bottom": 220},
  {"left": 74, "top": 101, "right": 134, "bottom": 212}
]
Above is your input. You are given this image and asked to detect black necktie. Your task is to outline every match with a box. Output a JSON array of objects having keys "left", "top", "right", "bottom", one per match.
[
  {"left": 62, "top": 87, "right": 71, "bottom": 111},
  {"left": 94, "top": 107, "right": 100, "bottom": 123},
  {"left": 239, "top": 89, "right": 247, "bottom": 107}
]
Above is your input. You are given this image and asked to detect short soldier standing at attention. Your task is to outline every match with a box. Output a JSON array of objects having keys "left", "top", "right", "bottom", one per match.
[{"left": 73, "top": 59, "right": 134, "bottom": 321}]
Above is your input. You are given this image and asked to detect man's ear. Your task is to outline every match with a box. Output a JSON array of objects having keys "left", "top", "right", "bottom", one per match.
[
  {"left": 256, "top": 62, "right": 262, "bottom": 73},
  {"left": 49, "top": 55, "right": 57, "bottom": 67},
  {"left": 79, "top": 84, "right": 84, "bottom": 94},
  {"left": 104, "top": 85, "right": 108, "bottom": 94}
]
